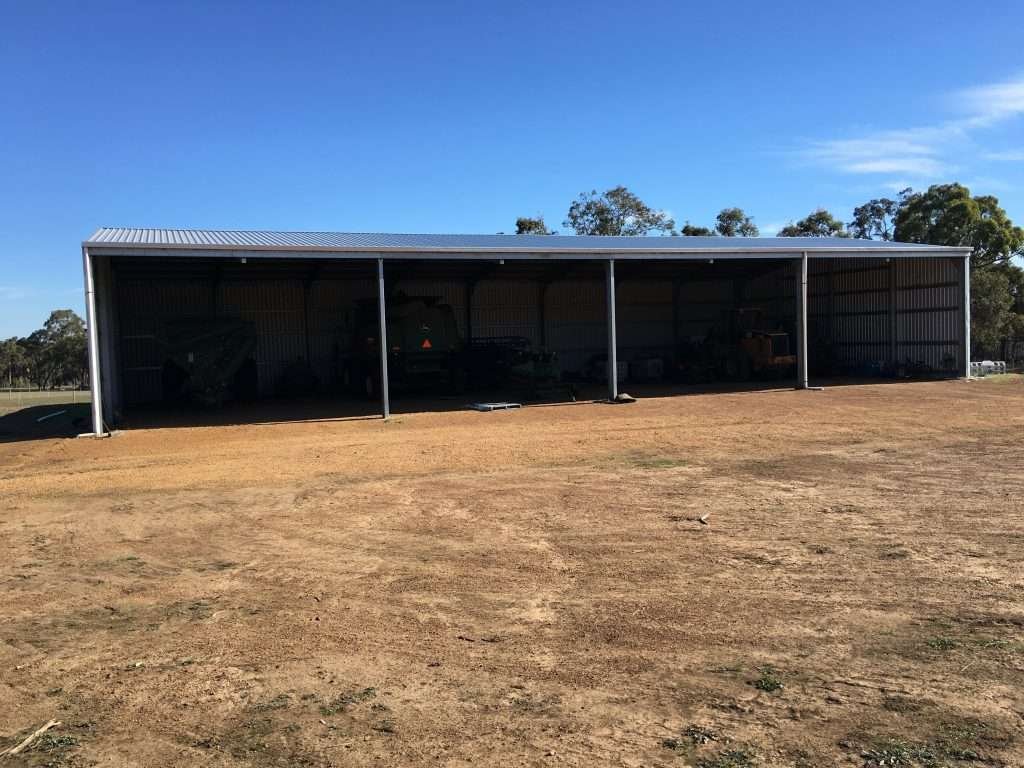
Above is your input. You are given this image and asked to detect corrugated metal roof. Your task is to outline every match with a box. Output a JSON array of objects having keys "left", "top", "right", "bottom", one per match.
[{"left": 83, "top": 227, "right": 969, "bottom": 256}]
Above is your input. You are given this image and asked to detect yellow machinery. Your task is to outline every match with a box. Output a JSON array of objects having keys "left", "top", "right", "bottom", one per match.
[{"left": 718, "top": 308, "right": 796, "bottom": 380}]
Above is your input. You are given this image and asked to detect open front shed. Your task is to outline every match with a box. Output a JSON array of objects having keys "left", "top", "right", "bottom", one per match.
[{"left": 81, "top": 229, "right": 972, "bottom": 435}]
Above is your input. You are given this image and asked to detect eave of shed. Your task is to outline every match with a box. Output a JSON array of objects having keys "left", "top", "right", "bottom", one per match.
[{"left": 83, "top": 227, "right": 972, "bottom": 260}]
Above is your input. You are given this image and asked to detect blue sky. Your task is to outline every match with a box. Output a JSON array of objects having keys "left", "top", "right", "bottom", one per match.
[{"left": 2, "top": 0, "right": 1023, "bottom": 337}]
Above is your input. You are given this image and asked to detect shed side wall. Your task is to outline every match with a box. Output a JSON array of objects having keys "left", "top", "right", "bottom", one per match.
[{"left": 808, "top": 257, "right": 964, "bottom": 375}]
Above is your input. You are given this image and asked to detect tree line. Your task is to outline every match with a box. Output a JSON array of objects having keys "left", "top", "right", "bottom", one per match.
[
  {"left": 516, "top": 182, "right": 1024, "bottom": 356},
  {"left": 1, "top": 309, "right": 87, "bottom": 390}
]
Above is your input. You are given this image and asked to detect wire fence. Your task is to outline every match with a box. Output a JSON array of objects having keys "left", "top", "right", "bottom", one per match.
[
  {"left": 0, "top": 388, "right": 91, "bottom": 416},
  {"left": 998, "top": 339, "right": 1024, "bottom": 371}
]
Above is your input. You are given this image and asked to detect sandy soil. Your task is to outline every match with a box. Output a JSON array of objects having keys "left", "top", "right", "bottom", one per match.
[{"left": 1, "top": 379, "right": 1023, "bottom": 767}]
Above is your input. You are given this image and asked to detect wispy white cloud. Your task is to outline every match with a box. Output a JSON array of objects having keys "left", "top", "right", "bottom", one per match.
[
  {"left": 953, "top": 76, "right": 1024, "bottom": 127},
  {"left": 982, "top": 149, "right": 1024, "bottom": 162},
  {"left": 805, "top": 133, "right": 949, "bottom": 176},
  {"left": 802, "top": 127, "right": 956, "bottom": 179},
  {"left": 801, "top": 74, "right": 1024, "bottom": 180},
  {"left": 0, "top": 286, "right": 28, "bottom": 301}
]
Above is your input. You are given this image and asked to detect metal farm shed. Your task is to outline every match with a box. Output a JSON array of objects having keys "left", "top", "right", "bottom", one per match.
[{"left": 80, "top": 228, "right": 972, "bottom": 436}]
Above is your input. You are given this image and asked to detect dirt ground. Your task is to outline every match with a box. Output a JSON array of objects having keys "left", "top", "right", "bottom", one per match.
[{"left": 1, "top": 379, "right": 1023, "bottom": 767}]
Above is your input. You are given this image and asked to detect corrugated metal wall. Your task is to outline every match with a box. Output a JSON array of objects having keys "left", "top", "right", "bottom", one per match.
[
  {"left": 617, "top": 280, "right": 673, "bottom": 357},
  {"left": 117, "top": 278, "right": 213, "bottom": 403},
  {"left": 221, "top": 280, "right": 305, "bottom": 393},
  {"left": 116, "top": 276, "right": 376, "bottom": 403},
  {"left": 545, "top": 279, "right": 607, "bottom": 373},
  {"left": 895, "top": 257, "right": 963, "bottom": 371},
  {"left": 676, "top": 278, "right": 734, "bottom": 341},
  {"left": 747, "top": 262, "right": 797, "bottom": 331},
  {"left": 809, "top": 257, "right": 963, "bottom": 374},
  {"left": 114, "top": 256, "right": 963, "bottom": 405},
  {"left": 471, "top": 280, "right": 540, "bottom": 342}
]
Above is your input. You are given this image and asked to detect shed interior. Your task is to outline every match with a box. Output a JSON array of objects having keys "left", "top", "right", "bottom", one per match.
[{"left": 96, "top": 254, "right": 966, "bottom": 425}]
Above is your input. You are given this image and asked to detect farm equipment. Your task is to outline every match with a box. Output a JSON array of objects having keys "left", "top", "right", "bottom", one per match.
[
  {"left": 671, "top": 340, "right": 718, "bottom": 383},
  {"left": 674, "top": 307, "right": 795, "bottom": 382},
  {"left": 343, "top": 295, "right": 466, "bottom": 398},
  {"left": 159, "top": 317, "right": 258, "bottom": 406},
  {"left": 714, "top": 307, "right": 796, "bottom": 380},
  {"left": 467, "top": 336, "right": 574, "bottom": 401}
]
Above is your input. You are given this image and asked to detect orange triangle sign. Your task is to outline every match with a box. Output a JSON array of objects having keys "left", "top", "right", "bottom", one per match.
[{"left": 421, "top": 338, "right": 432, "bottom": 349}]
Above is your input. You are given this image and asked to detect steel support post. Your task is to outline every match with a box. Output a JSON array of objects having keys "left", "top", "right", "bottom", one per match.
[
  {"left": 606, "top": 259, "right": 618, "bottom": 400},
  {"left": 83, "top": 247, "right": 105, "bottom": 436},
  {"left": 889, "top": 259, "right": 898, "bottom": 368},
  {"left": 796, "top": 251, "right": 809, "bottom": 389},
  {"left": 963, "top": 254, "right": 972, "bottom": 378},
  {"left": 377, "top": 258, "right": 390, "bottom": 418}
]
